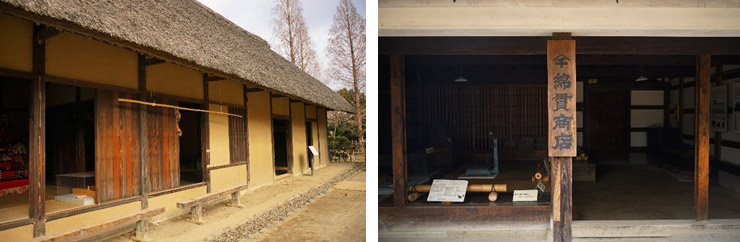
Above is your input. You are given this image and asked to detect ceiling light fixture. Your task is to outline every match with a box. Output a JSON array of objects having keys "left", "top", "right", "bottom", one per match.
[
  {"left": 454, "top": 65, "right": 468, "bottom": 83},
  {"left": 635, "top": 65, "right": 648, "bottom": 82}
]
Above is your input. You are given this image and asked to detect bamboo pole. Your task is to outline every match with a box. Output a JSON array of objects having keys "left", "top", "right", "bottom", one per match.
[
  {"left": 409, "top": 184, "right": 507, "bottom": 193},
  {"left": 118, "top": 98, "right": 242, "bottom": 118}
]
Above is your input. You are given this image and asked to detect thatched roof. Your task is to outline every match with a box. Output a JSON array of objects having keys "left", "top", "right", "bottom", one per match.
[{"left": 0, "top": 0, "right": 353, "bottom": 112}]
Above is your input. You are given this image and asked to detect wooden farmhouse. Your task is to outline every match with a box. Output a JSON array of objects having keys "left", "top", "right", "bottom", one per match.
[
  {"left": 378, "top": 1, "right": 740, "bottom": 241},
  {"left": 0, "top": 0, "right": 352, "bottom": 241}
]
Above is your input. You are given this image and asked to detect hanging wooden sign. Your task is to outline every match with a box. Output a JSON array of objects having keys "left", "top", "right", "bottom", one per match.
[{"left": 547, "top": 40, "right": 577, "bottom": 157}]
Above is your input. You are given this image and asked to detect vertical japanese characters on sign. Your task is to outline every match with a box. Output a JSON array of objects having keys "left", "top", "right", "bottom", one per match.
[{"left": 548, "top": 41, "right": 577, "bottom": 157}]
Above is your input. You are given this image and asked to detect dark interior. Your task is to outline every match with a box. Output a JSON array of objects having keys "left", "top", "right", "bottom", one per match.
[
  {"left": 273, "top": 118, "right": 290, "bottom": 175},
  {"left": 379, "top": 52, "right": 740, "bottom": 220},
  {"left": 179, "top": 102, "right": 202, "bottom": 184}
]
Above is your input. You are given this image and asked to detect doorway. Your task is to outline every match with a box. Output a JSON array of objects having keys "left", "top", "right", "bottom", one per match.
[
  {"left": 306, "top": 121, "right": 314, "bottom": 174},
  {"left": 273, "top": 118, "right": 291, "bottom": 176},
  {"left": 585, "top": 87, "right": 630, "bottom": 162}
]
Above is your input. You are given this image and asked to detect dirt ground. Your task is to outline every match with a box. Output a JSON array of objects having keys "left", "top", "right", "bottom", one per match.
[
  {"left": 252, "top": 171, "right": 366, "bottom": 242},
  {"left": 104, "top": 163, "right": 360, "bottom": 242}
]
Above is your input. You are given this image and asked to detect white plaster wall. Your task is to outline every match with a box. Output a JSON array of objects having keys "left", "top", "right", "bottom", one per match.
[
  {"left": 631, "top": 90, "right": 664, "bottom": 105},
  {"left": 631, "top": 132, "right": 648, "bottom": 147},
  {"left": 631, "top": 110, "right": 664, "bottom": 128}
]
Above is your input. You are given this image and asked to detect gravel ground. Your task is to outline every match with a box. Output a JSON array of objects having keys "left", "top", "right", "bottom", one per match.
[{"left": 212, "top": 163, "right": 365, "bottom": 242}]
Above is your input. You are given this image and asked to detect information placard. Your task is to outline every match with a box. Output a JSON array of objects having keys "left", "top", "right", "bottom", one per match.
[
  {"left": 426, "top": 179, "right": 468, "bottom": 202},
  {"left": 513, "top": 189, "right": 538, "bottom": 202},
  {"left": 308, "top": 146, "right": 319, "bottom": 156}
]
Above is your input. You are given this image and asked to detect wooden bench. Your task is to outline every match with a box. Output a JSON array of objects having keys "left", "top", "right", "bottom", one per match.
[
  {"left": 31, "top": 207, "right": 164, "bottom": 242},
  {"left": 176, "top": 184, "right": 248, "bottom": 224}
]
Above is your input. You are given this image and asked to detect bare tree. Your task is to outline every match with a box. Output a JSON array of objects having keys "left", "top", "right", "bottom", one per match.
[
  {"left": 327, "top": 0, "right": 366, "bottom": 145},
  {"left": 271, "top": 0, "right": 321, "bottom": 78}
]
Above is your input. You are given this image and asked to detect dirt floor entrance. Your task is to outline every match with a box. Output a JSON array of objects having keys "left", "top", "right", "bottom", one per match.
[{"left": 573, "top": 163, "right": 740, "bottom": 220}]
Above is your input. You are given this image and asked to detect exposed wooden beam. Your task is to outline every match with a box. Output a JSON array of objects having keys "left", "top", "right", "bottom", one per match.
[
  {"left": 380, "top": 37, "right": 740, "bottom": 55},
  {"left": 405, "top": 55, "right": 699, "bottom": 66},
  {"left": 245, "top": 88, "right": 264, "bottom": 93},
  {"left": 142, "top": 58, "right": 165, "bottom": 66},
  {"left": 694, "top": 54, "right": 710, "bottom": 222},
  {"left": 390, "top": 55, "right": 407, "bottom": 208},
  {"left": 205, "top": 75, "right": 226, "bottom": 82},
  {"left": 36, "top": 25, "right": 60, "bottom": 41}
]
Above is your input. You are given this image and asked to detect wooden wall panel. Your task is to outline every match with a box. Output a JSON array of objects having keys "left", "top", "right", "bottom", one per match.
[
  {"left": 95, "top": 91, "right": 142, "bottom": 202},
  {"left": 229, "top": 107, "right": 248, "bottom": 164},
  {"left": 414, "top": 84, "right": 547, "bottom": 153},
  {"left": 145, "top": 98, "right": 180, "bottom": 193}
]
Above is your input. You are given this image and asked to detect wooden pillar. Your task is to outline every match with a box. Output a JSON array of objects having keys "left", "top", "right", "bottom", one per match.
[
  {"left": 548, "top": 33, "right": 576, "bottom": 242},
  {"left": 202, "top": 75, "right": 211, "bottom": 193},
  {"left": 135, "top": 54, "right": 150, "bottom": 240},
  {"left": 243, "top": 85, "right": 251, "bottom": 184},
  {"left": 390, "top": 55, "right": 407, "bottom": 208},
  {"left": 678, "top": 77, "right": 684, "bottom": 132},
  {"left": 30, "top": 24, "right": 47, "bottom": 237},
  {"left": 694, "top": 54, "right": 710, "bottom": 221}
]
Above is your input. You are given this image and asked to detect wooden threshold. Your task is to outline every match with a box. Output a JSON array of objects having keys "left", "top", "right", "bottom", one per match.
[
  {"left": 31, "top": 207, "right": 164, "bottom": 242},
  {"left": 0, "top": 217, "right": 33, "bottom": 231},
  {"left": 275, "top": 173, "right": 292, "bottom": 181},
  {"left": 379, "top": 204, "right": 551, "bottom": 225}
]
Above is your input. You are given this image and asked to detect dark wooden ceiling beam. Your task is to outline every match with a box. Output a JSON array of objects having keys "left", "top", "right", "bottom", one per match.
[
  {"left": 380, "top": 37, "right": 740, "bottom": 56},
  {"left": 142, "top": 58, "right": 165, "bottom": 66},
  {"left": 205, "top": 75, "right": 226, "bottom": 82},
  {"left": 36, "top": 25, "right": 60, "bottom": 41},
  {"left": 405, "top": 55, "right": 698, "bottom": 66}
]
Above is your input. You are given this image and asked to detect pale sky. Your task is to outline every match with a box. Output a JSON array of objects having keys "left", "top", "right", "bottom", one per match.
[{"left": 196, "top": 0, "right": 366, "bottom": 90}]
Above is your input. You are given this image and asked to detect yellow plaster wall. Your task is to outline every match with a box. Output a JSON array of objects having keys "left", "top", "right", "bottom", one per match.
[
  {"left": 210, "top": 165, "right": 247, "bottom": 192},
  {"left": 146, "top": 63, "right": 203, "bottom": 99},
  {"left": 208, "top": 104, "right": 231, "bottom": 167},
  {"left": 311, "top": 121, "right": 320, "bottom": 167},
  {"left": 291, "top": 103, "right": 308, "bottom": 175},
  {"left": 247, "top": 91, "right": 274, "bottom": 188},
  {"left": 209, "top": 80, "right": 244, "bottom": 106},
  {"left": 0, "top": 224, "right": 32, "bottom": 242},
  {"left": 46, "top": 32, "right": 137, "bottom": 89},
  {"left": 272, "top": 97, "right": 289, "bottom": 116},
  {"left": 148, "top": 185, "right": 207, "bottom": 222},
  {"left": 45, "top": 201, "right": 141, "bottom": 235},
  {"left": 0, "top": 14, "right": 32, "bottom": 72},
  {"left": 305, "top": 105, "right": 317, "bottom": 119},
  {"left": 318, "top": 108, "right": 329, "bottom": 166}
]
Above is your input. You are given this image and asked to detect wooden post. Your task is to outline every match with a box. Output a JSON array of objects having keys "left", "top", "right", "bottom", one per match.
[
  {"left": 30, "top": 24, "right": 47, "bottom": 238},
  {"left": 694, "top": 54, "right": 710, "bottom": 221},
  {"left": 679, "top": 77, "right": 684, "bottom": 132},
  {"left": 548, "top": 33, "right": 575, "bottom": 242},
  {"left": 714, "top": 65, "right": 723, "bottom": 162},
  {"left": 390, "top": 55, "right": 407, "bottom": 208},
  {"left": 202, "top": 75, "right": 211, "bottom": 193},
  {"left": 243, "top": 85, "right": 250, "bottom": 185},
  {"left": 136, "top": 54, "right": 150, "bottom": 240}
]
